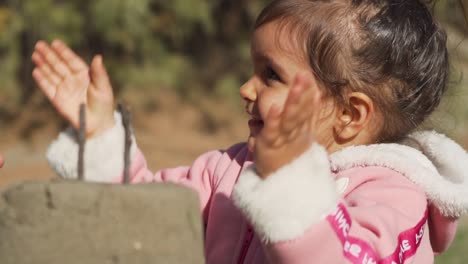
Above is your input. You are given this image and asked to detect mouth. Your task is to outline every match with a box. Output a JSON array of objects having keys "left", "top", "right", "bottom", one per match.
[{"left": 248, "top": 117, "right": 264, "bottom": 135}]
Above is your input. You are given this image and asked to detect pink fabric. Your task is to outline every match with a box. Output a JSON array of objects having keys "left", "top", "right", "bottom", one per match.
[
  {"left": 428, "top": 205, "right": 458, "bottom": 254},
  {"left": 117, "top": 143, "right": 456, "bottom": 263},
  {"left": 326, "top": 203, "right": 428, "bottom": 264},
  {"left": 265, "top": 166, "right": 435, "bottom": 264}
]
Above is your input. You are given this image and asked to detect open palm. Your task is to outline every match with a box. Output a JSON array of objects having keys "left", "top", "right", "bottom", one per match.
[
  {"left": 32, "top": 40, "right": 115, "bottom": 137},
  {"left": 254, "top": 74, "right": 321, "bottom": 178}
]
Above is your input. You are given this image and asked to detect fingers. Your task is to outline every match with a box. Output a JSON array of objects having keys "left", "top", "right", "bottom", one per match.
[
  {"left": 261, "top": 104, "right": 283, "bottom": 146},
  {"left": 32, "top": 40, "right": 92, "bottom": 100},
  {"left": 33, "top": 40, "right": 71, "bottom": 79},
  {"left": 32, "top": 67, "right": 56, "bottom": 100},
  {"left": 260, "top": 101, "right": 311, "bottom": 148},
  {"left": 281, "top": 73, "right": 319, "bottom": 133},
  {"left": 90, "top": 55, "right": 112, "bottom": 94},
  {"left": 281, "top": 74, "right": 308, "bottom": 132},
  {"left": 31, "top": 50, "right": 62, "bottom": 86},
  {"left": 51, "top": 40, "right": 88, "bottom": 73},
  {"left": 260, "top": 73, "right": 321, "bottom": 148},
  {"left": 32, "top": 40, "right": 89, "bottom": 83}
]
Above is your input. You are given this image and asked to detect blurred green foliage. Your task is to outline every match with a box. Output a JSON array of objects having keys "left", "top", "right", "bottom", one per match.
[
  {"left": 0, "top": 0, "right": 467, "bottom": 115},
  {"left": 0, "top": 0, "right": 270, "bottom": 112}
]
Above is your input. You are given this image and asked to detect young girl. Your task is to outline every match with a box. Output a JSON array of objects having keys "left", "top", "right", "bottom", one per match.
[{"left": 32, "top": 0, "right": 468, "bottom": 263}]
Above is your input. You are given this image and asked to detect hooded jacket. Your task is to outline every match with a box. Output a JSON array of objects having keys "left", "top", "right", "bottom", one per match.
[{"left": 47, "top": 114, "right": 468, "bottom": 263}]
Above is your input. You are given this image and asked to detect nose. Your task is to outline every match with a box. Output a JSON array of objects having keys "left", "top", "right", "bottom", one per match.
[{"left": 239, "top": 77, "right": 257, "bottom": 102}]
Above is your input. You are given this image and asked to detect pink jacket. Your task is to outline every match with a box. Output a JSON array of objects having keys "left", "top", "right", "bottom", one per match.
[{"left": 48, "top": 115, "right": 468, "bottom": 263}]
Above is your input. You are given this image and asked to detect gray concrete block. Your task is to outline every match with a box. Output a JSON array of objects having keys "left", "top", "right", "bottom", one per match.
[{"left": 0, "top": 180, "right": 205, "bottom": 264}]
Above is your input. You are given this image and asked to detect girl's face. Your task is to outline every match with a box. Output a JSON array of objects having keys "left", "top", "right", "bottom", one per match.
[{"left": 240, "top": 21, "right": 336, "bottom": 152}]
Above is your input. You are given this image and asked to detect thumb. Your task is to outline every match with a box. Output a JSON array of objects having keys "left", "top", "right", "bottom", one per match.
[{"left": 90, "top": 55, "right": 112, "bottom": 94}]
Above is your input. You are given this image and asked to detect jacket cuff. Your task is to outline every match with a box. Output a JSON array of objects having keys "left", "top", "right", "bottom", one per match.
[
  {"left": 46, "top": 112, "right": 137, "bottom": 182},
  {"left": 233, "top": 143, "right": 338, "bottom": 243}
]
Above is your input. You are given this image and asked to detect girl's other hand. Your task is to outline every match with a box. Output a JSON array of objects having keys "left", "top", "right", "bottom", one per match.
[
  {"left": 32, "top": 40, "right": 115, "bottom": 138},
  {"left": 254, "top": 73, "right": 322, "bottom": 178}
]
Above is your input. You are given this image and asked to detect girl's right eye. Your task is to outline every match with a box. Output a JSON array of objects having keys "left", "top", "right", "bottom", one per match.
[{"left": 264, "top": 66, "right": 281, "bottom": 82}]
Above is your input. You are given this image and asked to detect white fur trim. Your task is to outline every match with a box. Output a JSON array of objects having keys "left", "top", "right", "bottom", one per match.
[
  {"left": 335, "top": 177, "right": 349, "bottom": 194},
  {"left": 233, "top": 143, "right": 338, "bottom": 243},
  {"left": 47, "top": 112, "right": 137, "bottom": 182},
  {"left": 330, "top": 131, "right": 468, "bottom": 217},
  {"left": 404, "top": 131, "right": 467, "bottom": 184}
]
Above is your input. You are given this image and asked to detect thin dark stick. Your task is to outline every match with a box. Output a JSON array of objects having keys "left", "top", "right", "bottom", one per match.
[
  {"left": 118, "top": 103, "right": 132, "bottom": 184},
  {"left": 78, "top": 104, "right": 86, "bottom": 181}
]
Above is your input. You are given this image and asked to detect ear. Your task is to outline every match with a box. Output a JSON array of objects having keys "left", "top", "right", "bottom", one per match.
[{"left": 334, "top": 92, "right": 375, "bottom": 143}]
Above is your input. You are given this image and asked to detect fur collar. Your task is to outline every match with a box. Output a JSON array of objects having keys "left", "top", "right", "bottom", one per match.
[{"left": 329, "top": 131, "right": 468, "bottom": 218}]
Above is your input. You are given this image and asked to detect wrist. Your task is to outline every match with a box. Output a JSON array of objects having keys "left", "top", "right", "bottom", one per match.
[{"left": 86, "top": 118, "right": 116, "bottom": 139}]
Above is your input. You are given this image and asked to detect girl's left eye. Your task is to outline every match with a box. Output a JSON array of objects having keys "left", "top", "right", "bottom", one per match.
[{"left": 265, "top": 67, "right": 281, "bottom": 82}]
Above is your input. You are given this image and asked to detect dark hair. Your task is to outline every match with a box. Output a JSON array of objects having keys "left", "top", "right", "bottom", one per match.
[{"left": 255, "top": 0, "right": 449, "bottom": 142}]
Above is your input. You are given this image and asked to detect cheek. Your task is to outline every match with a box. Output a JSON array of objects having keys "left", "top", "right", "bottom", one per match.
[
  {"left": 314, "top": 105, "right": 338, "bottom": 145},
  {"left": 258, "top": 89, "right": 289, "bottom": 118}
]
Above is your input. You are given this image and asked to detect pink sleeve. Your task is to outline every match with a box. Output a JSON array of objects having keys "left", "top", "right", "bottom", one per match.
[
  {"left": 115, "top": 142, "right": 247, "bottom": 213},
  {"left": 233, "top": 144, "right": 430, "bottom": 264},
  {"left": 121, "top": 148, "right": 224, "bottom": 210},
  {"left": 267, "top": 176, "right": 429, "bottom": 264},
  {"left": 428, "top": 205, "right": 458, "bottom": 254}
]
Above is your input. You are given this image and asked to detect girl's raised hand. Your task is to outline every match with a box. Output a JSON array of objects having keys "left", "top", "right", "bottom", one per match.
[
  {"left": 32, "top": 40, "right": 115, "bottom": 138},
  {"left": 254, "top": 73, "right": 322, "bottom": 178}
]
